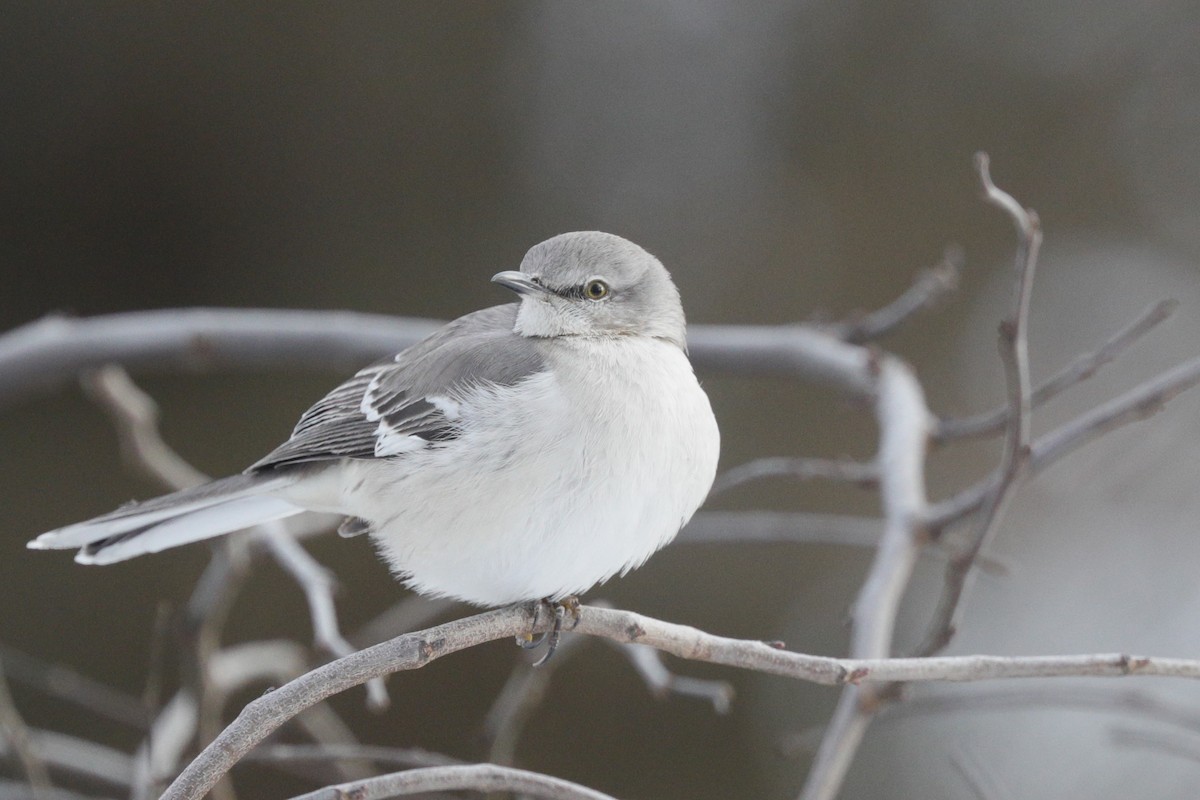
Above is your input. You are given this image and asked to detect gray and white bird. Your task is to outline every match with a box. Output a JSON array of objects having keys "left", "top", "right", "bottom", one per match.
[{"left": 29, "top": 232, "right": 721, "bottom": 609}]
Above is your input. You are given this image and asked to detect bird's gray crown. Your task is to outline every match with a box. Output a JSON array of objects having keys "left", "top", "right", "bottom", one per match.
[{"left": 495, "top": 231, "right": 687, "bottom": 349}]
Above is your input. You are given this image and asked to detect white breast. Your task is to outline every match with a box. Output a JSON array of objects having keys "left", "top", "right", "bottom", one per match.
[{"left": 340, "top": 336, "right": 720, "bottom": 606}]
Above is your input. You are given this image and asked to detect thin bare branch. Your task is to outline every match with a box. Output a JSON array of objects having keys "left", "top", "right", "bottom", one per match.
[
  {"left": 832, "top": 246, "right": 962, "bottom": 343},
  {"left": 935, "top": 299, "right": 1178, "bottom": 440},
  {"left": 711, "top": 458, "right": 877, "bottom": 496},
  {"left": 927, "top": 354, "right": 1200, "bottom": 532},
  {"left": 286, "top": 763, "right": 620, "bottom": 800},
  {"left": 913, "top": 154, "right": 1042, "bottom": 658}
]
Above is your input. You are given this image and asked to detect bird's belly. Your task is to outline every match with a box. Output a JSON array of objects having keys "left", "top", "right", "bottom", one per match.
[{"left": 349, "top": 346, "right": 719, "bottom": 606}]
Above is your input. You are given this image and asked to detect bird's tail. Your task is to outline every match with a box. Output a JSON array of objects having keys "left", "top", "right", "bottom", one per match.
[{"left": 27, "top": 474, "right": 304, "bottom": 565}]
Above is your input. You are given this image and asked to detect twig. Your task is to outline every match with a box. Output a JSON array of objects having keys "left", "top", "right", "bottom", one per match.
[
  {"left": 616, "top": 643, "right": 734, "bottom": 713},
  {"left": 1110, "top": 726, "right": 1200, "bottom": 763},
  {"left": 0, "top": 644, "right": 147, "bottom": 729},
  {"left": 799, "top": 359, "right": 932, "bottom": 800},
  {"left": 285, "top": 763, "right": 620, "bottom": 800},
  {"left": 158, "top": 603, "right": 1200, "bottom": 800},
  {"left": 935, "top": 299, "right": 1178, "bottom": 440},
  {"left": 710, "top": 458, "right": 878, "bottom": 495},
  {"left": 262, "top": 529, "right": 390, "bottom": 710},
  {"left": 484, "top": 636, "right": 588, "bottom": 767},
  {"left": 950, "top": 746, "right": 1010, "bottom": 800},
  {"left": 0, "top": 780, "right": 117, "bottom": 800},
  {"left": 832, "top": 247, "right": 962, "bottom": 343},
  {"left": 4, "top": 728, "right": 133, "bottom": 788},
  {"left": 927, "top": 354, "right": 1200, "bottom": 532},
  {"left": 244, "top": 743, "right": 461, "bottom": 769},
  {"left": 912, "top": 154, "right": 1041, "bottom": 658},
  {"left": 82, "top": 364, "right": 386, "bottom": 710},
  {"left": 0, "top": 660, "right": 50, "bottom": 791},
  {"left": 81, "top": 366, "right": 207, "bottom": 489}
]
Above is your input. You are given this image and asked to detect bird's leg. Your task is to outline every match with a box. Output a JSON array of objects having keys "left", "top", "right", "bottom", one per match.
[
  {"left": 517, "top": 599, "right": 550, "bottom": 649},
  {"left": 531, "top": 596, "right": 580, "bottom": 668},
  {"left": 514, "top": 597, "right": 581, "bottom": 666}
]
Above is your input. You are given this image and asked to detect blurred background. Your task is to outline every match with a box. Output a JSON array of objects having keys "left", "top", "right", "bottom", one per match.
[{"left": 3, "top": 2, "right": 1200, "bottom": 798}]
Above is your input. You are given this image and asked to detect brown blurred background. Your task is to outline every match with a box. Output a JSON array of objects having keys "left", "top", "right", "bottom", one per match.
[{"left": 3, "top": 3, "right": 1200, "bottom": 798}]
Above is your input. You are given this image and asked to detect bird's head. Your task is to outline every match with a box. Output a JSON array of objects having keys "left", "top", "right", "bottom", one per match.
[{"left": 492, "top": 231, "right": 687, "bottom": 349}]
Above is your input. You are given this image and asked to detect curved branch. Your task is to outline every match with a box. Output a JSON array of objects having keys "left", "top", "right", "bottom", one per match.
[
  {"left": 287, "top": 763, "right": 620, "bottom": 800},
  {"left": 159, "top": 603, "right": 1200, "bottom": 800},
  {"left": 0, "top": 310, "right": 880, "bottom": 409}
]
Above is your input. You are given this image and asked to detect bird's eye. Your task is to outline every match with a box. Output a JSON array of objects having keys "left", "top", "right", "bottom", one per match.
[{"left": 585, "top": 279, "right": 610, "bottom": 300}]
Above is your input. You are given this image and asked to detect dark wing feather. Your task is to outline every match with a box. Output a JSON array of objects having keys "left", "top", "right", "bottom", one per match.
[{"left": 248, "top": 304, "right": 544, "bottom": 472}]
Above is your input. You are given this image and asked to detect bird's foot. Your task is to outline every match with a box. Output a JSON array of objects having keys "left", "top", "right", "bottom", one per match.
[{"left": 515, "top": 596, "right": 581, "bottom": 668}]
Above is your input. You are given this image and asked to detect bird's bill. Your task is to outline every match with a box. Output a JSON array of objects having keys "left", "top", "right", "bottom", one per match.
[{"left": 491, "top": 271, "right": 553, "bottom": 297}]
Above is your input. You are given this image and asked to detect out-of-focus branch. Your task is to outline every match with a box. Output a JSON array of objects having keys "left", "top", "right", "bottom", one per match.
[
  {"left": 0, "top": 311, "right": 894, "bottom": 409},
  {"left": 1110, "top": 726, "right": 1200, "bottom": 763},
  {"left": 261, "top": 529, "right": 390, "bottom": 711},
  {"left": 0, "top": 645, "right": 147, "bottom": 730},
  {"left": 286, "top": 763, "right": 620, "bottom": 800},
  {"left": 711, "top": 458, "right": 877, "bottom": 495},
  {"left": 0, "top": 660, "right": 51, "bottom": 791},
  {"left": 800, "top": 359, "right": 932, "bottom": 800},
  {"left": 82, "top": 364, "right": 387, "bottom": 712},
  {"left": 830, "top": 246, "right": 962, "bottom": 343},
  {"left": 935, "top": 299, "right": 1178, "bottom": 441}
]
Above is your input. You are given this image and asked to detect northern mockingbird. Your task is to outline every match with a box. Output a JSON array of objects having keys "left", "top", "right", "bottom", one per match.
[{"left": 30, "top": 232, "right": 721, "bottom": 646}]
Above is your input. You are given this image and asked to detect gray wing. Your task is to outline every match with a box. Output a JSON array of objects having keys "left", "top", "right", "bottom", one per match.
[{"left": 248, "top": 304, "right": 545, "bottom": 472}]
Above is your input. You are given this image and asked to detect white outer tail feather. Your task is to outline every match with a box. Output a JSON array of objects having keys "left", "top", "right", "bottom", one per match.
[{"left": 28, "top": 475, "right": 304, "bottom": 564}]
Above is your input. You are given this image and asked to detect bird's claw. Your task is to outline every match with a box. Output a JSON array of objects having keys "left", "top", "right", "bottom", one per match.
[{"left": 514, "top": 596, "right": 580, "bottom": 667}]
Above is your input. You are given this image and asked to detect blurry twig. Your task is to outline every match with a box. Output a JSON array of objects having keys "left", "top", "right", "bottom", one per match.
[
  {"left": 831, "top": 247, "right": 962, "bottom": 343},
  {"left": 935, "top": 298, "right": 1178, "bottom": 440},
  {"left": 711, "top": 457, "right": 877, "bottom": 495},
  {"left": 0, "top": 779, "right": 117, "bottom": 800},
  {"left": 286, "top": 764, "right": 619, "bottom": 800},
  {"left": 263, "top": 529, "right": 390, "bottom": 711},
  {"left": 1110, "top": 726, "right": 1200, "bottom": 762},
  {"left": 245, "top": 743, "right": 461, "bottom": 769},
  {"left": 83, "top": 364, "right": 387, "bottom": 710},
  {"left": 0, "top": 644, "right": 147, "bottom": 729},
  {"left": 950, "top": 746, "right": 1010, "bottom": 800},
  {"left": 82, "top": 365, "right": 208, "bottom": 489},
  {"left": 0, "top": 660, "right": 51, "bottom": 792},
  {"left": 616, "top": 643, "right": 734, "bottom": 713}
]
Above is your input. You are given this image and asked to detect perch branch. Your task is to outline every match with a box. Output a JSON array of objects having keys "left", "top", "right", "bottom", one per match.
[{"left": 158, "top": 604, "right": 1200, "bottom": 800}]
